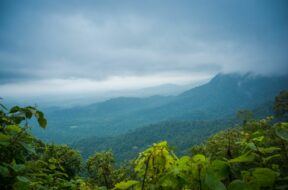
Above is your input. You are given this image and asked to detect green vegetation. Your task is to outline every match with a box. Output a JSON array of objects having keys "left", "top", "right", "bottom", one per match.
[
  {"left": 1, "top": 91, "right": 288, "bottom": 189},
  {"left": 73, "top": 120, "right": 234, "bottom": 162}
]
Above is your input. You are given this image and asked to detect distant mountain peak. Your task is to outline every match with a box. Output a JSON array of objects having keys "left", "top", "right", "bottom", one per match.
[{"left": 210, "top": 72, "right": 255, "bottom": 83}]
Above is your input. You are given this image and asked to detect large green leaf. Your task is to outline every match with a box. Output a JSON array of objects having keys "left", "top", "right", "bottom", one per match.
[
  {"left": 35, "top": 111, "right": 47, "bottom": 128},
  {"left": 246, "top": 143, "right": 257, "bottom": 151},
  {"left": 228, "top": 180, "right": 247, "bottom": 190},
  {"left": 192, "top": 154, "right": 207, "bottom": 163},
  {"left": 258, "top": 147, "right": 281, "bottom": 154},
  {"left": 12, "top": 164, "right": 26, "bottom": 172},
  {"left": 275, "top": 123, "right": 288, "bottom": 141},
  {"left": 228, "top": 152, "right": 255, "bottom": 163},
  {"left": 252, "top": 168, "right": 279, "bottom": 187},
  {"left": 16, "top": 176, "right": 30, "bottom": 183},
  {"left": 20, "top": 142, "right": 36, "bottom": 154},
  {"left": 252, "top": 136, "right": 264, "bottom": 142},
  {"left": 48, "top": 158, "right": 57, "bottom": 163},
  {"left": 210, "top": 160, "right": 230, "bottom": 180},
  {"left": 205, "top": 172, "right": 226, "bottom": 190},
  {"left": 263, "top": 154, "right": 281, "bottom": 164},
  {"left": 113, "top": 180, "right": 139, "bottom": 190},
  {"left": 49, "top": 164, "right": 56, "bottom": 170}
]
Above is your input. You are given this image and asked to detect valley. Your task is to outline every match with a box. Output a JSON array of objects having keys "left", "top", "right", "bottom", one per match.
[{"left": 30, "top": 73, "right": 288, "bottom": 162}]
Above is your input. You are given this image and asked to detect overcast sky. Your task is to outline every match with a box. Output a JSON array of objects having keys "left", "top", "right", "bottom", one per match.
[{"left": 0, "top": 0, "right": 288, "bottom": 103}]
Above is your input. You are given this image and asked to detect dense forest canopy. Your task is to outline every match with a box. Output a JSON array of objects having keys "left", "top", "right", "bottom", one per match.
[{"left": 1, "top": 91, "right": 288, "bottom": 189}]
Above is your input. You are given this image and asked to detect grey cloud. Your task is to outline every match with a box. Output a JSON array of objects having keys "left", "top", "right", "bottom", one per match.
[
  {"left": 0, "top": 0, "right": 288, "bottom": 85},
  {"left": 0, "top": 70, "right": 35, "bottom": 84}
]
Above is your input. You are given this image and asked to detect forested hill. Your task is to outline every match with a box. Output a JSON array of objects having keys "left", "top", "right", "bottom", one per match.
[
  {"left": 177, "top": 73, "right": 288, "bottom": 113},
  {"left": 32, "top": 73, "right": 288, "bottom": 143},
  {"left": 72, "top": 119, "right": 235, "bottom": 162}
]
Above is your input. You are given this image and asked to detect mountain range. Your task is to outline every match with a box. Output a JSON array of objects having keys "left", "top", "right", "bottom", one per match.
[{"left": 31, "top": 73, "right": 288, "bottom": 149}]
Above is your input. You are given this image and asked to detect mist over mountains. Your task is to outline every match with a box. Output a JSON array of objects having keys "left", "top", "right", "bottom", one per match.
[
  {"left": 31, "top": 73, "right": 288, "bottom": 146},
  {"left": 2, "top": 81, "right": 204, "bottom": 108}
]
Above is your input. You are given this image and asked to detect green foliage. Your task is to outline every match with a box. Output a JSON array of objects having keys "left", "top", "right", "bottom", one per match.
[
  {"left": 0, "top": 104, "right": 88, "bottom": 190},
  {"left": 114, "top": 117, "right": 288, "bottom": 189},
  {"left": 275, "top": 122, "right": 288, "bottom": 142},
  {"left": 42, "top": 144, "right": 82, "bottom": 178},
  {"left": 87, "top": 151, "right": 115, "bottom": 189},
  {"left": 194, "top": 128, "right": 241, "bottom": 160},
  {"left": 86, "top": 151, "right": 129, "bottom": 189},
  {"left": 133, "top": 141, "right": 177, "bottom": 189},
  {"left": 1, "top": 90, "right": 288, "bottom": 189},
  {"left": 0, "top": 105, "right": 47, "bottom": 189}
]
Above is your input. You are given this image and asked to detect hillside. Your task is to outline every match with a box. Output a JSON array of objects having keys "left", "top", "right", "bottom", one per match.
[
  {"left": 32, "top": 73, "right": 288, "bottom": 144},
  {"left": 73, "top": 99, "right": 274, "bottom": 163},
  {"left": 72, "top": 119, "right": 235, "bottom": 162}
]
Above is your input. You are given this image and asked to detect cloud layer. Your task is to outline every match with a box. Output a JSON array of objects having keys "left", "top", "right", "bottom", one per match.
[{"left": 0, "top": 0, "right": 288, "bottom": 101}]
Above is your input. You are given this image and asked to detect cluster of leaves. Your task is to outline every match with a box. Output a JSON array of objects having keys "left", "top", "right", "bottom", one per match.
[
  {"left": 0, "top": 104, "right": 89, "bottom": 189},
  {"left": 86, "top": 151, "right": 131, "bottom": 189},
  {"left": 0, "top": 104, "right": 47, "bottom": 189},
  {"left": 0, "top": 103, "right": 131, "bottom": 190},
  {"left": 113, "top": 118, "right": 288, "bottom": 190}
]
